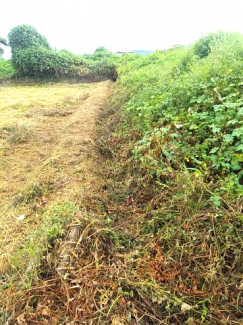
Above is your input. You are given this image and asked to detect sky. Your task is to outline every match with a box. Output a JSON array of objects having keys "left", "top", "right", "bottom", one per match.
[{"left": 1, "top": 0, "right": 243, "bottom": 59}]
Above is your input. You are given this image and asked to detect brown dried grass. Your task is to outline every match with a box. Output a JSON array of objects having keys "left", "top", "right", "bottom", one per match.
[{"left": 0, "top": 81, "right": 112, "bottom": 280}]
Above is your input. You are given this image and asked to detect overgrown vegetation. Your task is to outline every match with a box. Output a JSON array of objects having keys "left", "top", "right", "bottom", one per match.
[
  {"left": 118, "top": 32, "right": 243, "bottom": 181},
  {"left": 0, "top": 25, "right": 118, "bottom": 81},
  {"left": 0, "top": 30, "right": 242, "bottom": 324},
  {"left": 0, "top": 59, "right": 15, "bottom": 79},
  {"left": 7, "top": 25, "right": 117, "bottom": 80},
  {"left": 97, "top": 31, "right": 243, "bottom": 324}
]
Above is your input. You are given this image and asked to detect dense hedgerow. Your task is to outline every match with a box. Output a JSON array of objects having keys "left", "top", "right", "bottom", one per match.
[
  {"left": 116, "top": 32, "right": 243, "bottom": 184},
  {"left": 8, "top": 25, "right": 117, "bottom": 80}
]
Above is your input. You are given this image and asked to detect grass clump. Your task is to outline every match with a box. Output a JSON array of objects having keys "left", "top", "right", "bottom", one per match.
[{"left": 6, "top": 123, "right": 32, "bottom": 144}]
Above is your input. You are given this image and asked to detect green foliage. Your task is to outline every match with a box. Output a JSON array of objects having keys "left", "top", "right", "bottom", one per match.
[
  {"left": 92, "top": 46, "right": 113, "bottom": 59},
  {"left": 0, "top": 37, "right": 7, "bottom": 46},
  {"left": 116, "top": 32, "right": 243, "bottom": 184},
  {"left": 0, "top": 59, "right": 15, "bottom": 78},
  {"left": 11, "top": 46, "right": 117, "bottom": 78},
  {"left": 8, "top": 25, "right": 50, "bottom": 53},
  {"left": 12, "top": 46, "right": 83, "bottom": 77},
  {"left": 8, "top": 25, "right": 117, "bottom": 80},
  {"left": 193, "top": 30, "right": 243, "bottom": 58},
  {"left": 83, "top": 46, "right": 114, "bottom": 61},
  {"left": 102, "top": 33, "right": 243, "bottom": 323},
  {"left": 0, "top": 37, "right": 8, "bottom": 57}
]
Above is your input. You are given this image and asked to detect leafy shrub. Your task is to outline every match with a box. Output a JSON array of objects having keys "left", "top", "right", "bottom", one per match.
[
  {"left": 12, "top": 46, "right": 83, "bottom": 77},
  {"left": 193, "top": 30, "right": 243, "bottom": 58},
  {"left": 83, "top": 46, "right": 114, "bottom": 61},
  {"left": 8, "top": 25, "right": 117, "bottom": 80},
  {"left": 0, "top": 59, "right": 15, "bottom": 78},
  {"left": 116, "top": 32, "right": 243, "bottom": 183},
  {"left": 8, "top": 25, "right": 50, "bottom": 53},
  {"left": 104, "top": 32, "right": 243, "bottom": 323}
]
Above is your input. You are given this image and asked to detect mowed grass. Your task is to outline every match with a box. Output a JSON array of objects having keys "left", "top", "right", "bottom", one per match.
[{"left": 0, "top": 82, "right": 111, "bottom": 283}]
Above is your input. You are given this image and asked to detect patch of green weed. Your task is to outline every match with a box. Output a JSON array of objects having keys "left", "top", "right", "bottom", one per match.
[{"left": 0, "top": 58, "right": 15, "bottom": 79}]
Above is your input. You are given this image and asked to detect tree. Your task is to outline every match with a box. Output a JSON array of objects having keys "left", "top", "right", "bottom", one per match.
[
  {"left": 92, "top": 47, "right": 113, "bottom": 60},
  {"left": 8, "top": 25, "right": 50, "bottom": 53},
  {"left": 8, "top": 25, "right": 52, "bottom": 76},
  {"left": 0, "top": 37, "right": 8, "bottom": 57}
]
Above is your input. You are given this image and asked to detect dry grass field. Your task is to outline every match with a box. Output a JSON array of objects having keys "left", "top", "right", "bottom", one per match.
[{"left": 0, "top": 81, "right": 112, "bottom": 321}]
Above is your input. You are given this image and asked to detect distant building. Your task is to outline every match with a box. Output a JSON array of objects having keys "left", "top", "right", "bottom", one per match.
[
  {"left": 133, "top": 50, "right": 153, "bottom": 55},
  {"left": 116, "top": 48, "right": 134, "bottom": 55},
  {"left": 115, "top": 48, "right": 153, "bottom": 55}
]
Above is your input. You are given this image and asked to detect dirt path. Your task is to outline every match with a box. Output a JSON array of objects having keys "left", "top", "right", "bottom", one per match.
[{"left": 0, "top": 81, "right": 112, "bottom": 274}]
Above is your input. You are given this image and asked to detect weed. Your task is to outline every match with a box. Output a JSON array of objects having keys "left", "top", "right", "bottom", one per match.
[
  {"left": 12, "top": 183, "right": 43, "bottom": 206},
  {"left": 0, "top": 58, "right": 15, "bottom": 79}
]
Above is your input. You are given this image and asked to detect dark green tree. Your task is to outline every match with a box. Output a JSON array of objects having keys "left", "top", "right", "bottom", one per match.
[
  {"left": 8, "top": 25, "right": 54, "bottom": 76},
  {"left": 8, "top": 25, "right": 50, "bottom": 53}
]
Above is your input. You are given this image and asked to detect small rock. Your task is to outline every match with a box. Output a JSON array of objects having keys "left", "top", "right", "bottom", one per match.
[
  {"left": 17, "top": 214, "right": 25, "bottom": 221},
  {"left": 181, "top": 302, "right": 193, "bottom": 312}
]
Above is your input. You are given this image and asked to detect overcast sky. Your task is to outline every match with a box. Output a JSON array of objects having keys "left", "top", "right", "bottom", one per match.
[{"left": 1, "top": 0, "right": 243, "bottom": 58}]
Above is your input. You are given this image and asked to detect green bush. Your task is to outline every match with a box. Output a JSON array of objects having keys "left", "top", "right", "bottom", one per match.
[
  {"left": 0, "top": 58, "right": 15, "bottom": 78},
  {"left": 116, "top": 32, "right": 243, "bottom": 183},
  {"left": 83, "top": 46, "right": 114, "bottom": 61},
  {"left": 8, "top": 25, "right": 83, "bottom": 77},
  {"left": 8, "top": 25, "right": 50, "bottom": 53},
  {"left": 12, "top": 46, "right": 83, "bottom": 77},
  {"left": 193, "top": 30, "right": 243, "bottom": 58},
  {"left": 105, "top": 30, "right": 243, "bottom": 325},
  {"left": 8, "top": 25, "right": 117, "bottom": 80}
]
